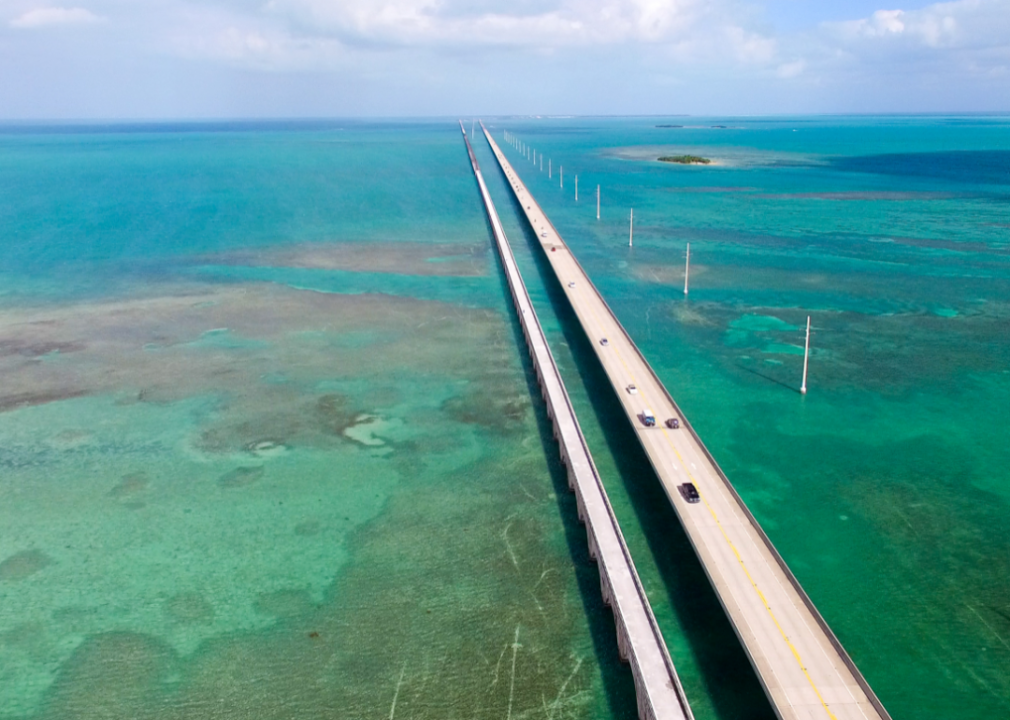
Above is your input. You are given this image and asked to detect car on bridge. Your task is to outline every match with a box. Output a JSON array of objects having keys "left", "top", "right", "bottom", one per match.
[
  {"left": 599, "top": 337, "right": 608, "bottom": 346},
  {"left": 639, "top": 409, "right": 656, "bottom": 427},
  {"left": 626, "top": 384, "right": 637, "bottom": 394},
  {"left": 666, "top": 417, "right": 680, "bottom": 429},
  {"left": 678, "top": 483, "right": 700, "bottom": 503}
]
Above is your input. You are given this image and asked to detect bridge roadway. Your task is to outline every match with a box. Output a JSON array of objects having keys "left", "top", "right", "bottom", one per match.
[
  {"left": 480, "top": 123, "right": 891, "bottom": 720},
  {"left": 460, "top": 122, "right": 694, "bottom": 720}
]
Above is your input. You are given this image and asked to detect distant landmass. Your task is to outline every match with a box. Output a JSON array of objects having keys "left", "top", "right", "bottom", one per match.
[
  {"left": 655, "top": 124, "right": 684, "bottom": 128},
  {"left": 658, "top": 155, "right": 711, "bottom": 165}
]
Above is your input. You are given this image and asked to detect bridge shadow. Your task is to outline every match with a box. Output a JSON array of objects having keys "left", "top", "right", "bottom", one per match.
[
  {"left": 506, "top": 211, "right": 777, "bottom": 719},
  {"left": 474, "top": 177, "right": 639, "bottom": 718}
]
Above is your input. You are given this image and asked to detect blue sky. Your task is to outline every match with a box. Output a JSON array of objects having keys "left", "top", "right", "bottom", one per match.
[{"left": 1, "top": 0, "right": 1008, "bottom": 118}]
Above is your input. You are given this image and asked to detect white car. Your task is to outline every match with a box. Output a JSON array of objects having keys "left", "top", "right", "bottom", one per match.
[{"left": 626, "top": 384, "right": 638, "bottom": 394}]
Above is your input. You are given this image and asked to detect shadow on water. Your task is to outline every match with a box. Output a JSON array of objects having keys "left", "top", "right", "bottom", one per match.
[
  {"left": 473, "top": 171, "right": 639, "bottom": 719},
  {"left": 504, "top": 201, "right": 777, "bottom": 719},
  {"left": 735, "top": 361, "right": 804, "bottom": 394}
]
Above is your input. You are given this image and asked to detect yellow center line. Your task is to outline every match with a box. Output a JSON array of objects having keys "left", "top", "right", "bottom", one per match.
[
  {"left": 659, "top": 430, "right": 839, "bottom": 719},
  {"left": 491, "top": 141, "right": 840, "bottom": 720}
]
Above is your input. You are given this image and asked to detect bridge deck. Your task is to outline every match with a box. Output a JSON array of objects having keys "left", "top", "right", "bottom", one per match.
[
  {"left": 461, "top": 122, "right": 693, "bottom": 720},
  {"left": 480, "top": 123, "right": 890, "bottom": 720}
]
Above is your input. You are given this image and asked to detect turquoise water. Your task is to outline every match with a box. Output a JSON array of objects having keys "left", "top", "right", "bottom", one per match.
[
  {"left": 1, "top": 117, "right": 1008, "bottom": 720},
  {"left": 488, "top": 116, "right": 1010, "bottom": 720},
  {"left": 0, "top": 122, "right": 635, "bottom": 720}
]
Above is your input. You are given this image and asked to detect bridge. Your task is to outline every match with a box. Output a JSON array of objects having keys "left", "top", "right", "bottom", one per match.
[
  {"left": 460, "top": 121, "right": 694, "bottom": 720},
  {"left": 480, "top": 122, "right": 891, "bottom": 720}
]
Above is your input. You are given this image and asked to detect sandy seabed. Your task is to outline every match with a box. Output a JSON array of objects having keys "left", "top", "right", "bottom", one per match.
[{"left": 0, "top": 274, "right": 626, "bottom": 719}]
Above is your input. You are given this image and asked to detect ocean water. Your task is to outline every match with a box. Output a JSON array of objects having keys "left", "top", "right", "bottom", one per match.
[
  {"left": 0, "top": 121, "right": 635, "bottom": 720},
  {"left": 0, "top": 116, "right": 1008, "bottom": 720},
  {"left": 484, "top": 115, "right": 1010, "bottom": 720}
]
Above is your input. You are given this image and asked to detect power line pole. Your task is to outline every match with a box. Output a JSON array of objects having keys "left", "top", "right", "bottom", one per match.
[
  {"left": 801, "top": 316, "right": 811, "bottom": 395},
  {"left": 684, "top": 243, "right": 690, "bottom": 296}
]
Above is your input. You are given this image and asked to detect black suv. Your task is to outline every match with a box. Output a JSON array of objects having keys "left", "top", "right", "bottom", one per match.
[{"left": 678, "top": 483, "right": 700, "bottom": 504}]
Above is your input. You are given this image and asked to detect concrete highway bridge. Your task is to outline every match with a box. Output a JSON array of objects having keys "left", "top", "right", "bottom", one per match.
[{"left": 461, "top": 121, "right": 694, "bottom": 720}]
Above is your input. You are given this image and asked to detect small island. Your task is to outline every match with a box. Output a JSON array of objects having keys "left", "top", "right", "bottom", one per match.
[{"left": 658, "top": 155, "right": 711, "bottom": 165}]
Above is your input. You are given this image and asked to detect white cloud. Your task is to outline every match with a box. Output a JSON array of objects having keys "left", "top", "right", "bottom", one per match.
[
  {"left": 158, "top": 0, "right": 786, "bottom": 76},
  {"left": 160, "top": 3, "right": 341, "bottom": 70},
  {"left": 824, "top": 0, "right": 1010, "bottom": 51},
  {"left": 173, "top": 25, "right": 348, "bottom": 71},
  {"left": 842, "top": 9, "right": 907, "bottom": 39},
  {"left": 722, "top": 24, "right": 776, "bottom": 63},
  {"left": 10, "top": 6, "right": 101, "bottom": 28},
  {"left": 261, "top": 0, "right": 710, "bottom": 48},
  {"left": 155, "top": 0, "right": 1010, "bottom": 73},
  {"left": 776, "top": 59, "right": 805, "bottom": 78},
  {"left": 740, "top": 0, "right": 1007, "bottom": 94},
  {"left": 4, "top": 0, "right": 1008, "bottom": 116}
]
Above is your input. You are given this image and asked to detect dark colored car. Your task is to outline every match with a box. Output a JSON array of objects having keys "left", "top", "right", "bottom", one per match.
[
  {"left": 678, "top": 483, "right": 700, "bottom": 503},
  {"left": 599, "top": 338, "right": 609, "bottom": 346},
  {"left": 665, "top": 417, "right": 680, "bottom": 429}
]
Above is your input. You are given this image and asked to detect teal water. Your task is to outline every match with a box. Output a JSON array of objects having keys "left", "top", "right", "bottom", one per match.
[
  {"left": 0, "top": 122, "right": 635, "bottom": 720},
  {"left": 0, "top": 117, "right": 1008, "bottom": 720},
  {"left": 488, "top": 115, "right": 1010, "bottom": 720}
]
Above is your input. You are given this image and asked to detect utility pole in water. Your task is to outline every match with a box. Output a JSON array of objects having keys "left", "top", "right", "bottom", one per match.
[
  {"left": 801, "top": 316, "right": 811, "bottom": 395},
  {"left": 596, "top": 185, "right": 600, "bottom": 220},
  {"left": 575, "top": 176, "right": 578, "bottom": 202},
  {"left": 684, "top": 243, "right": 690, "bottom": 296},
  {"left": 629, "top": 209, "right": 634, "bottom": 247}
]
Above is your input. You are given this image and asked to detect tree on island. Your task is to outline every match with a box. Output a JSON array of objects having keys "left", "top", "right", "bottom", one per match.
[{"left": 658, "top": 155, "right": 711, "bottom": 165}]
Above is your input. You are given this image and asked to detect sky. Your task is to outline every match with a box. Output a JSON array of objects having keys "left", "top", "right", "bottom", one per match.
[{"left": 1, "top": 0, "right": 1009, "bottom": 118}]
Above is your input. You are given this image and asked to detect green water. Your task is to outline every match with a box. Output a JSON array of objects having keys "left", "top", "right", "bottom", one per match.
[
  {"left": 487, "top": 116, "right": 1010, "bottom": 720},
  {"left": 0, "top": 122, "right": 635, "bottom": 720},
  {"left": 2, "top": 117, "right": 1009, "bottom": 720}
]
